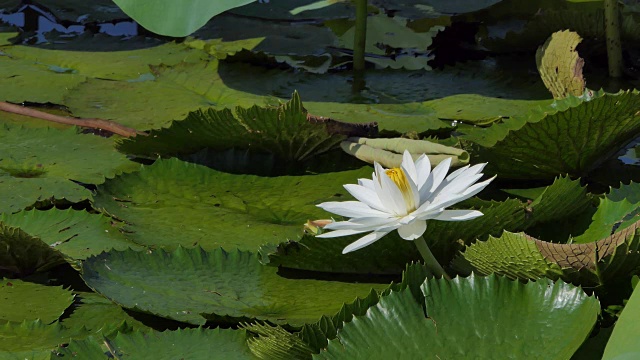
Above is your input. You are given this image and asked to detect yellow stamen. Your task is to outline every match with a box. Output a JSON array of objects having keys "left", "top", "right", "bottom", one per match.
[{"left": 385, "top": 168, "right": 416, "bottom": 212}]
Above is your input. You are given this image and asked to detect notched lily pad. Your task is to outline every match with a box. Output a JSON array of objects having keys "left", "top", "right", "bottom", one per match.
[
  {"left": 0, "top": 279, "right": 74, "bottom": 324},
  {"left": 316, "top": 274, "right": 599, "bottom": 359},
  {"left": 93, "top": 158, "right": 371, "bottom": 252},
  {"left": 56, "top": 327, "right": 259, "bottom": 359},
  {"left": 81, "top": 246, "right": 389, "bottom": 326},
  {"left": 452, "top": 220, "right": 640, "bottom": 287},
  {"left": 535, "top": 30, "right": 585, "bottom": 99},
  {"left": 117, "top": 92, "right": 344, "bottom": 162},
  {"left": 0, "top": 124, "right": 137, "bottom": 213},
  {"left": 0, "top": 224, "right": 66, "bottom": 277},
  {"left": 463, "top": 90, "right": 640, "bottom": 179}
]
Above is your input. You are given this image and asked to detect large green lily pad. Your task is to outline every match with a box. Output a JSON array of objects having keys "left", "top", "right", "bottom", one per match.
[
  {"left": 0, "top": 279, "right": 74, "bottom": 324},
  {"left": 0, "top": 125, "right": 136, "bottom": 213},
  {"left": 452, "top": 221, "right": 640, "bottom": 287},
  {"left": 93, "top": 158, "right": 369, "bottom": 252},
  {"left": 61, "top": 292, "right": 149, "bottom": 336},
  {"left": 462, "top": 90, "right": 640, "bottom": 179},
  {"left": 0, "top": 320, "right": 88, "bottom": 359},
  {"left": 56, "top": 328, "right": 258, "bottom": 359},
  {"left": 2, "top": 42, "right": 206, "bottom": 81},
  {"left": 603, "top": 279, "right": 640, "bottom": 359},
  {"left": 116, "top": 92, "right": 343, "bottom": 162},
  {"left": 316, "top": 275, "right": 599, "bottom": 359},
  {"left": 0, "top": 224, "right": 67, "bottom": 277},
  {"left": 0, "top": 208, "right": 142, "bottom": 261},
  {"left": 81, "top": 246, "right": 389, "bottom": 326}
]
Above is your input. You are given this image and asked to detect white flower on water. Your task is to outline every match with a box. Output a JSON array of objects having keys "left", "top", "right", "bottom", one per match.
[{"left": 317, "top": 151, "right": 495, "bottom": 254}]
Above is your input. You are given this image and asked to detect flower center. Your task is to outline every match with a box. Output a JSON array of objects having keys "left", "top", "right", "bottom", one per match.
[{"left": 385, "top": 168, "right": 416, "bottom": 212}]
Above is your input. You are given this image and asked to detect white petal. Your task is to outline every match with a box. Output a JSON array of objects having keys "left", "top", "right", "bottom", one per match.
[
  {"left": 324, "top": 217, "right": 398, "bottom": 231},
  {"left": 317, "top": 229, "right": 369, "bottom": 238},
  {"left": 401, "top": 150, "right": 418, "bottom": 184},
  {"left": 414, "top": 154, "right": 431, "bottom": 185},
  {"left": 434, "top": 210, "right": 484, "bottom": 221},
  {"left": 401, "top": 155, "right": 421, "bottom": 210},
  {"left": 397, "top": 220, "right": 427, "bottom": 240},
  {"left": 317, "top": 201, "right": 389, "bottom": 218},
  {"left": 429, "top": 176, "right": 495, "bottom": 210},
  {"left": 344, "top": 184, "right": 386, "bottom": 212},
  {"left": 445, "top": 164, "right": 469, "bottom": 181},
  {"left": 342, "top": 231, "right": 389, "bottom": 254},
  {"left": 374, "top": 163, "right": 405, "bottom": 215},
  {"left": 437, "top": 173, "right": 483, "bottom": 198},
  {"left": 420, "top": 157, "right": 452, "bottom": 202},
  {"left": 358, "top": 178, "right": 376, "bottom": 191}
]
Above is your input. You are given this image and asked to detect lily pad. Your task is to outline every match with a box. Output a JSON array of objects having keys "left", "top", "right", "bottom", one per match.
[
  {"left": 112, "top": 0, "right": 256, "bottom": 37},
  {"left": 316, "top": 274, "right": 599, "bottom": 359},
  {"left": 0, "top": 224, "right": 66, "bottom": 277},
  {"left": 268, "top": 176, "right": 589, "bottom": 274},
  {"left": 0, "top": 55, "right": 87, "bottom": 104},
  {"left": 0, "top": 208, "right": 142, "bottom": 261},
  {"left": 81, "top": 246, "right": 389, "bottom": 326},
  {"left": 0, "top": 125, "right": 136, "bottom": 213},
  {"left": 452, "top": 221, "right": 640, "bottom": 287},
  {"left": 2, "top": 41, "right": 206, "bottom": 81},
  {"left": 61, "top": 292, "right": 149, "bottom": 336},
  {"left": 116, "top": 92, "right": 344, "bottom": 162},
  {"left": 0, "top": 279, "right": 74, "bottom": 324},
  {"left": 93, "top": 158, "right": 371, "bottom": 251},
  {"left": 57, "top": 328, "right": 258, "bottom": 359},
  {"left": 0, "top": 320, "right": 88, "bottom": 359},
  {"left": 603, "top": 280, "right": 640, "bottom": 359},
  {"left": 463, "top": 90, "right": 640, "bottom": 179},
  {"left": 64, "top": 61, "right": 266, "bottom": 130}
]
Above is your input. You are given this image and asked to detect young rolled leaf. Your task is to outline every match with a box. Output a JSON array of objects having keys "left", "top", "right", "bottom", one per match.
[
  {"left": 315, "top": 274, "right": 599, "bottom": 359},
  {"left": 340, "top": 137, "right": 470, "bottom": 168}
]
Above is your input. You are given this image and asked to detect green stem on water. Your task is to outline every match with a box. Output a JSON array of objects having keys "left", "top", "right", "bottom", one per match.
[
  {"left": 414, "top": 236, "right": 451, "bottom": 280},
  {"left": 352, "top": 0, "right": 367, "bottom": 92},
  {"left": 604, "top": 0, "right": 623, "bottom": 78}
]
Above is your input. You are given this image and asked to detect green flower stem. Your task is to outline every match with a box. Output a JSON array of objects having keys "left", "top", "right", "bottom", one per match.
[{"left": 414, "top": 236, "right": 451, "bottom": 280}]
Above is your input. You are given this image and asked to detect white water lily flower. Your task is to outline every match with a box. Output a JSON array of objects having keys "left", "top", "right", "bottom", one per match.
[{"left": 317, "top": 150, "right": 495, "bottom": 254}]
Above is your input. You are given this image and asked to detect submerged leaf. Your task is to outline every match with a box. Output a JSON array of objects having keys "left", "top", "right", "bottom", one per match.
[
  {"left": 535, "top": 30, "right": 585, "bottom": 99},
  {"left": 81, "top": 246, "right": 389, "bottom": 326}
]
